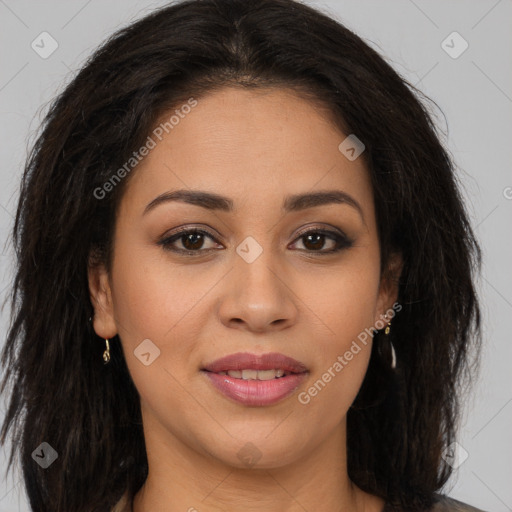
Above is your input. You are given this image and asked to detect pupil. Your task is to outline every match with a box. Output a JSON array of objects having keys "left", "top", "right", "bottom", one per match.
[
  {"left": 183, "top": 233, "right": 203, "bottom": 250},
  {"left": 305, "top": 233, "right": 324, "bottom": 250}
]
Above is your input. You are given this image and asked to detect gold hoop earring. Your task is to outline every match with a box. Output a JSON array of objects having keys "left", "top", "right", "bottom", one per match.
[{"left": 103, "top": 338, "right": 111, "bottom": 364}]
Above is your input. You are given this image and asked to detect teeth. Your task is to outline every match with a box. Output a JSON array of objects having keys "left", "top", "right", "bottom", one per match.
[
  {"left": 241, "top": 369, "right": 258, "bottom": 380},
  {"left": 223, "top": 369, "right": 287, "bottom": 380},
  {"left": 256, "top": 369, "right": 281, "bottom": 380}
]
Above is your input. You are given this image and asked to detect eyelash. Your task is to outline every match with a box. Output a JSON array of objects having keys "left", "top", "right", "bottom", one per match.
[{"left": 157, "top": 226, "right": 354, "bottom": 256}]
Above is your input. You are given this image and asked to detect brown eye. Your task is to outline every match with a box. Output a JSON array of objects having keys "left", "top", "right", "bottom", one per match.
[
  {"left": 159, "top": 228, "right": 220, "bottom": 254},
  {"left": 301, "top": 232, "right": 330, "bottom": 251},
  {"left": 180, "top": 232, "right": 206, "bottom": 251},
  {"left": 158, "top": 227, "right": 353, "bottom": 256},
  {"left": 291, "top": 229, "right": 353, "bottom": 254}
]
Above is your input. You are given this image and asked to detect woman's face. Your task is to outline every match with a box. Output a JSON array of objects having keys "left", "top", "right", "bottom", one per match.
[{"left": 89, "top": 86, "right": 399, "bottom": 469}]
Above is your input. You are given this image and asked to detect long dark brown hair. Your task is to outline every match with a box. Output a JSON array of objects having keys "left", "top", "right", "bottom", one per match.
[{"left": 1, "top": 0, "right": 481, "bottom": 511}]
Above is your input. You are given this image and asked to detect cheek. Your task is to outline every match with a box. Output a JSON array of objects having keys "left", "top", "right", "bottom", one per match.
[
  {"left": 296, "top": 252, "right": 380, "bottom": 417},
  {"left": 110, "top": 236, "right": 211, "bottom": 344},
  {"left": 303, "top": 250, "right": 381, "bottom": 343},
  {"left": 109, "top": 261, "right": 204, "bottom": 427},
  {"left": 109, "top": 243, "right": 223, "bottom": 395}
]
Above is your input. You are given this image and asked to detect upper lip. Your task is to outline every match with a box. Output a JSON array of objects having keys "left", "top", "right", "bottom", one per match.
[{"left": 202, "top": 352, "right": 308, "bottom": 373}]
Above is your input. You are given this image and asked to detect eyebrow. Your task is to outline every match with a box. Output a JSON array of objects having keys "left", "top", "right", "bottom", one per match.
[{"left": 143, "top": 189, "right": 364, "bottom": 220}]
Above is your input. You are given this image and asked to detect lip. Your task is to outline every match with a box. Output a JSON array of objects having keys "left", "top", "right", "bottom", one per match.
[
  {"left": 201, "top": 352, "right": 309, "bottom": 406},
  {"left": 202, "top": 352, "right": 308, "bottom": 373}
]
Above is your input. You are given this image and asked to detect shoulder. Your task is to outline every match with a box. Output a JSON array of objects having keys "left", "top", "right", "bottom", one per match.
[
  {"left": 383, "top": 494, "right": 488, "bottom": 512},
  {"left": 430, "top": 494, "right": 488, "bottom": 512}
]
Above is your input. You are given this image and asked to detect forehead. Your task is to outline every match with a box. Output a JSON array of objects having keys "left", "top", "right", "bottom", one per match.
[{"left": 120, "top": 86, "right": 373, "bottom": 218}]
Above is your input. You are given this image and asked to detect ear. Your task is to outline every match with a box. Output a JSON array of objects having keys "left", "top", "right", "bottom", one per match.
[
  {"left": 88, "top": 255, "right": 118, "bottom": 339},
  {"left": 374, "top": 251, "right": 403, "bottom": 327}
]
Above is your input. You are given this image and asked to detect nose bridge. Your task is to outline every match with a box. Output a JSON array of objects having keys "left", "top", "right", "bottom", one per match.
[
  {"left": 233, "top": 233, "right": 283, "bottom": 299},
  {"left": 218, "top": 232, "right": 297, "bottom": 331}
]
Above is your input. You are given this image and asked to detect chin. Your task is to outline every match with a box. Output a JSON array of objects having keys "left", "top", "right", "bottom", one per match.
[{"left": 204, "top": 431, "right": 308, "bottom": 470}]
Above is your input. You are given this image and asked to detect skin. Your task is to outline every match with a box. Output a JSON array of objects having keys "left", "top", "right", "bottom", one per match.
[{"left": 89, "top": 86, "right": 401, "bottom": 512}]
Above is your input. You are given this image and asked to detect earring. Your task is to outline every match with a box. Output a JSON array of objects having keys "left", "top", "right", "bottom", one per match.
[
  {"left": 383, "top": 318, "right": 396, "bottom": 369},
  {"left": 390, "top": 340, "right": 396, "bottom": 369},
  {"left": 103, "top": 338, "right": 111, "bottom": 364}
]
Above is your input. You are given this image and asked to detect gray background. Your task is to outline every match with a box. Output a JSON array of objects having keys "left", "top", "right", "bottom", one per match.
[{"left": 0, "top": 0, "right": 511, "bottom": 510}]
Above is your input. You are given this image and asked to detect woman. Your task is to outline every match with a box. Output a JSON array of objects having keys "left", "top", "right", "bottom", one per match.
[{"left": 0, "top": 0, "right": 484, "bottom": 511}]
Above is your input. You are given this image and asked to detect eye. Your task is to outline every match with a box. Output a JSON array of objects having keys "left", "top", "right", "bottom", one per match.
[
  {"left": 158, "top": 228, "right": 220, "bottom": 255},
  {"left": 158, "top": 226, "right": 353, "bottom": 256},
  {"left": 290, "top": 228, "right": 353, "bottom": 254}
]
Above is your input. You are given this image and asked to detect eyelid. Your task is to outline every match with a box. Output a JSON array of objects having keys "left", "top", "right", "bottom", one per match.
[
  {"left": 164, "top": 224, "right": 221, "bottom": 239},
  {"left": 162, "top": 222, "right": 347, "bottom": 241},
  {"left": 292, "top": 223, "right": 346, "bottom": 240}
]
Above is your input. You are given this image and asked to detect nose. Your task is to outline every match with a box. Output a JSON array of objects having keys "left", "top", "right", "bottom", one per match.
[{"left": 217, "top": 247, "right": 298, "bottom": 333}]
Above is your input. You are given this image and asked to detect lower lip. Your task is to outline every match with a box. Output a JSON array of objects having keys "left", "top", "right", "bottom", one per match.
[{"left": 203, "top": 371, "right": 308, "bottom": 406}]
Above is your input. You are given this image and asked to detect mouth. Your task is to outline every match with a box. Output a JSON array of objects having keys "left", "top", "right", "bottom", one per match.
[
  {"left": 201, "top": 352, "right": 309, "bottom": 406},
  {"left": 213, "top": 368, "right": 294, "bottom": 380},
  {"left": 202, "top": 351, "right": 308, "bottom": 374}
]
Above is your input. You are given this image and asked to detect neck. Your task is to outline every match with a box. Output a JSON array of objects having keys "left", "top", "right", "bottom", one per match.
[{"left": 132, "top": 409, "right": 380, "bottom": 512}]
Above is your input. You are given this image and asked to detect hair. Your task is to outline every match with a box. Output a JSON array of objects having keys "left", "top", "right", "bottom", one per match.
[{"left": 0, "top": 0, "right": 481, "bottom": 511}]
